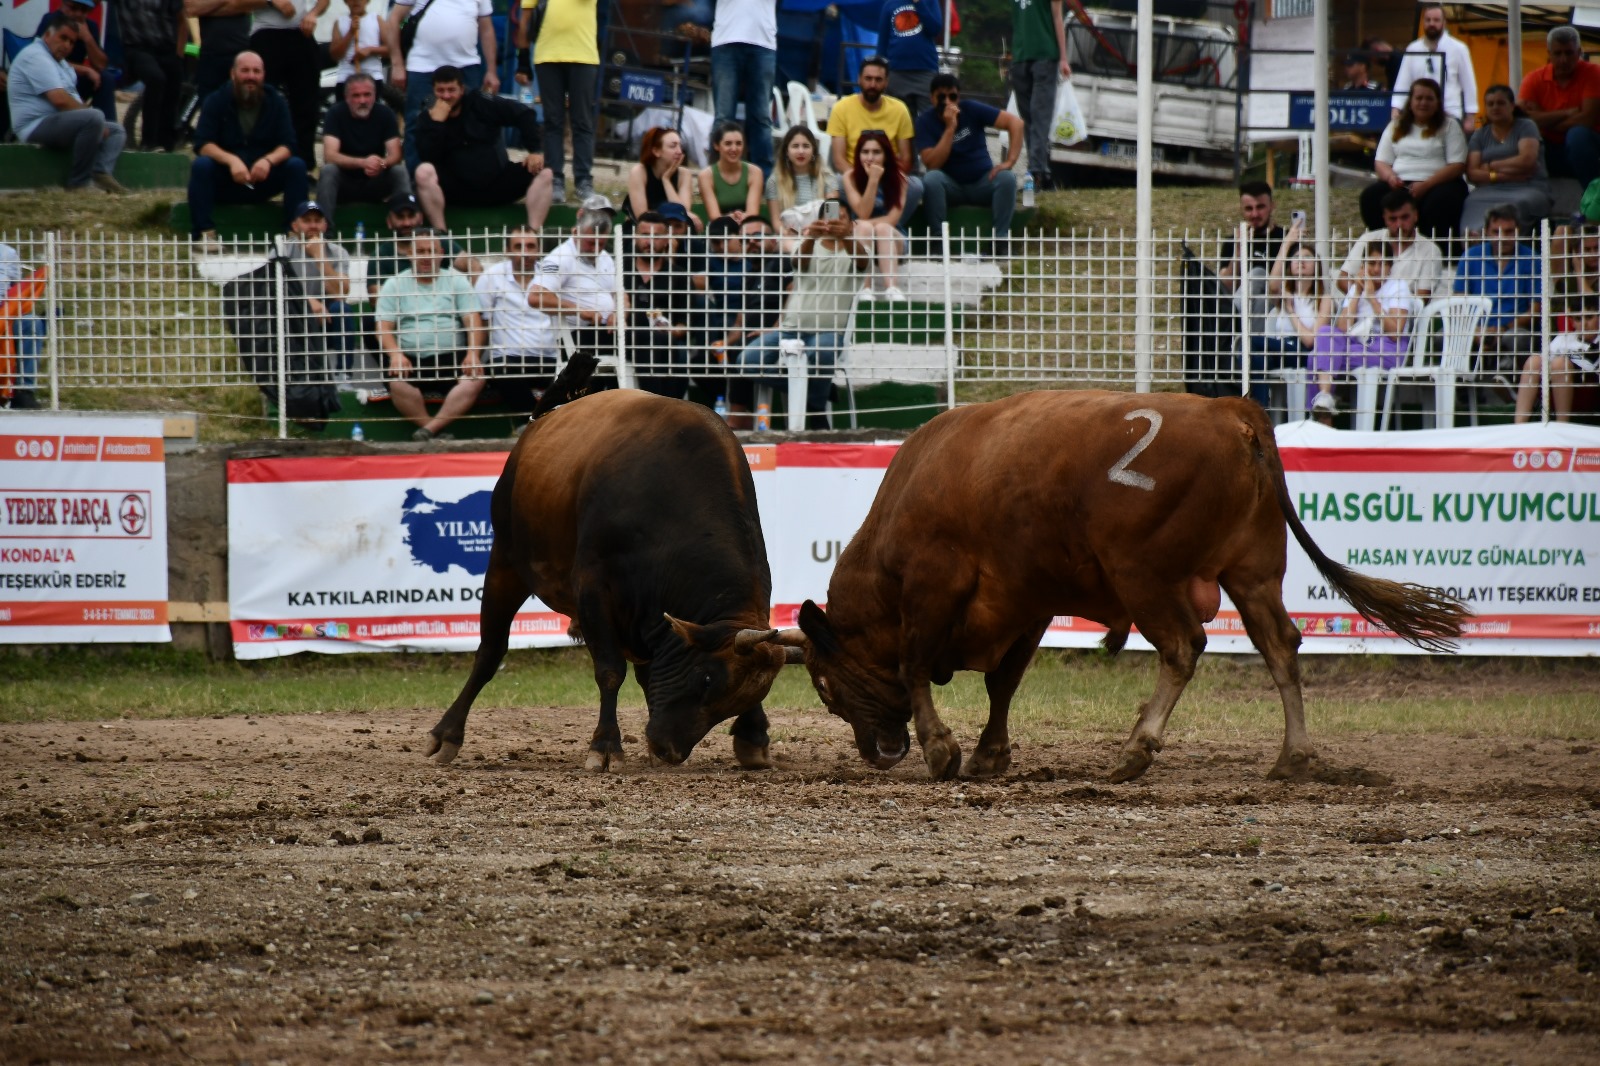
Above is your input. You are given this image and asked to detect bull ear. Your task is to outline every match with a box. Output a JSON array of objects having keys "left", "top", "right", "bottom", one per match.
[
  {"left": 796, "top": 600, "right": 838, "bottom": 655},
  {"left": 733, "top": 628, "right": 779, "bottom": 655},
  {"left": 663, "top": 612, "right": 707, "bottom": 648}
]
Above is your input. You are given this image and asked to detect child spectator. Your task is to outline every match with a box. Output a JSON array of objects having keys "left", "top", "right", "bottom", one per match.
[{"left": 1309, "top": 240, "right": 1420, "bottom": 419}]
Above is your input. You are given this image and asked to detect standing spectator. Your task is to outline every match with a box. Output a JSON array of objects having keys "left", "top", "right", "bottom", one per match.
[
  {"left": 1390, "top": 2, "right": 1477, "bottom": 132},
  {"left": 7, "top": 14, "right": 127, "bottom": 194},
  {"left": 527, "top": 196, "right": 619, "bottom": 369},
  {"left": 185, "top": 0, "right": 256, "bottom": 101},
  {"left": 1519, "top": 26, "right": 1600, "bottom": 188},
  {"left": 250, "top": 0, "right": 326, "bottom": 165},
  {"left": 1339, "top": 188, "right": 1446, "bottom": 303},
  {"left": 475, "top": 226, "right": 559, "bottom": 418},
  {"left": 1010, "top": 0, "right": 1070, "bottom": 190},
  {"left": 709, "top": 0, "right": 777, "bottom": 175},
  {"left": 1308, "top": 240, "right": 1420, "bottom": 419},
  {"left": 698, "top": 120, "right": 764, "bottom": 224},
  {"left": 842, "top": 129, "right": 909, "bottom": 301},
  {"left": 387, "top": 0, "right": 500, "bottom": 172},
  {"left": 413, "top": 66, "right": 554, "bottom": 233},
  {"left": 1460, "top": 85, "right": 1551, "bottom": 235},
  {"left": 766, "top": 125, "right": 838, "bottom": 250},
  {"left": 188, "top": 51, "right": 309, "bottom": 241},
  {"left": 37, "top": 0, "right": 116, "bottom": 123},
  {"left": 827, "top": 57, "right": 922, "bottom": 223},
  {"left": 915, "top": 72, "right": 1025, "bottom": 257},
  {"left": 119, "top": 0, "right": 186, "bottom": 151},
  {"left": 317, "top": 73, "right": 410, "bottom": 225},
  {"left": 281, "top": 199, "right": 356, "bottom": 375},
  {"left": 1453, "top": 204, "right": 1542, "bottom": 387},
  {"left": 376, "top": 228, "right": 487, "bottom": 441},
  {"left": 330, "top": 0, "right": 389, "bottom": 95},
  {"left": 1217, "top": 181, "right": 1284, "bottom": 361},
  {"left": 625, "top": 127, "right": 698, "bottom": 229},
  {"left": 877, "top": 0, "right": 943, "bottom": 122},
  {"left": 1340, "top": 51, "right": 1380, "bottom": 92},
  {"left": 1361, "top": 78, "right": 1468, "bottom": 244},
  {"left": 515, "top": 0, "right": 601, "bottom": 204},
  {"left": 1364, "top": 37, "right": 1397, "bottom": 90}
]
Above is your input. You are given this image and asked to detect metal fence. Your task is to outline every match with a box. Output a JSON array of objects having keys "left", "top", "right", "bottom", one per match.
[{"left": 0, "top": 219, "right": 1589, "bottom": 436}]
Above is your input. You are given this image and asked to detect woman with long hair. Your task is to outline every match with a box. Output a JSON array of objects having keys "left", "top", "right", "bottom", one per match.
[
  {"left": 765, "top": 125, "right": 838, "bottom": 249},
  {"left": 626, "top": 126, "right": 698, "bottom": 230},
  {"left": 1307, "top": 240, "right": 1419, "bottom": 420},
  {"left": 1359, "top": 78, "right": 1468, "bottom": 242},
  {"left": 1460, "top": 84, "right": 1552, "bottom": 234},
  {"left": 841, "top": 129, "right": 908, "bottom": 301},
  {"left": 1254, "top": 217, "right": 1330, "bottom": 413},
  {"left": 697, "top": 120, "right": 764, "bottom": 224}
]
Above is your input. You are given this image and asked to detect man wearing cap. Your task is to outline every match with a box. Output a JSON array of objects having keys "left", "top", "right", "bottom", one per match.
[
  {"left": 1340, "top": 51, "right": 1381, "bottom": 92},
  {"left": 7, "top": 13, "right": 126, "bottom": 194},
  {"left": 188, "top": 50, "right": 309, "bottom": 241},
  {"left": 475, "top": 225, "right": 560, "bottom": 418},
  {"left": 413, "top": 65, "right": 554, "bottom": 233},
  {"left": 317, "top": 73, "right": 410, "bottom": 224},
  {"left": 527, "top": 195, "right": 619, "bottom": 372},
  {"left": 283, "top": 199, "right": 357, "bottom": 374},
  {"left": 36, "top": 0, "right": 117, "bottom": 123}
]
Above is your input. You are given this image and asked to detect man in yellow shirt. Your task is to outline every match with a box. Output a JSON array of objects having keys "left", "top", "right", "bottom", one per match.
[
  {"left": 826, "top": 55, "right": 921, "bottom": 222},
  {"left": 514, "top": 0, "right": 599, "bottom": 203}
]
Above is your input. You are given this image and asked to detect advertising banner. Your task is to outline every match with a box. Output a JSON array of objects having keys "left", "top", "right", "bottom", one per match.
[{"left": 0, "top": 415, "right": 170, "bottom": 643}]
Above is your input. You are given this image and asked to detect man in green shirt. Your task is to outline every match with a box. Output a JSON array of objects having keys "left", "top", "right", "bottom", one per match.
[
  {"left": 1010, "top": 0, "right": 1071, "bottom": 190},
  {"left": 375, "top": 229, "right": 488, "bottom": 441}
]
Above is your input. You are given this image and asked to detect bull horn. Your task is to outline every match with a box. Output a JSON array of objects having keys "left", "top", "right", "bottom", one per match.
[
  {"left": 769, "top": 627, "right": 809, "bottom": 648},
  {"left": 783, "top": 645, "right": 807, "bottom": 665},
  {"left": 733, "top": 628, "right": 779, "bottom": 654}
]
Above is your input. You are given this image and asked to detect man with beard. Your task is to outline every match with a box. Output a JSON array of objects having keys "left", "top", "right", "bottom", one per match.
[
  {"left": 248, "top": 0, "right": 327, "bottom": 165},
  {"left": 7, "top": 13, "right": 127, "bottom": 193},
  {"left": 187, "top": 51, "right": 309, "bottom": 241},
  {"left": 1390, "top": 3, "right": 1478, "bottom": 132},
  {"left": 1520, "top": 25, "right": 1600, "bottom": 188},
  {"left": 412, "top": 65, "right": 554, "bottom": 233},
  {"left": 827, "top": 56, "right": 922, "bottom": 223},
  {"left": 474, "top": 226, "right": 559, "bottom": 418},
  {"left": 317, "top": 74, "right": 410, "bottom": 225},
  {"left": 1337, "top": 188, "right": 1445, "bottom": 303}
]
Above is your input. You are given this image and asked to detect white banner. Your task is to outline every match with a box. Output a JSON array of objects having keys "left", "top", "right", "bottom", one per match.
[
  {"left": 227, "top": 425, "right": 1600, "bottom": 659},
  {"left": 0, "top": 414, "right": 170, "bottom": 643}
]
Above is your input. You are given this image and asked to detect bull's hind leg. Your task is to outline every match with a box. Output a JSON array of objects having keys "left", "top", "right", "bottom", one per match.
[
  {"left": 730, "top": 704, "right": 773, "bottom": 770},
  {"left": 427, "top": 548, "right": 529, "bottom": 764},
  {"left": 1110, "top": 598, "right": 1206, "bottom": 784},
  {"left": 968, "top": 620, "right": 1051, "bottom": 778},
  {"left": 1227, "top": 580, "right": 1315, "bottom": 780}
]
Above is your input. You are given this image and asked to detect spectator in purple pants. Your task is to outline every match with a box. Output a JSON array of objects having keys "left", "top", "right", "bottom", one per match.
[{"left": 1308, "top": 239, "right": 1420, "bottom": 419}]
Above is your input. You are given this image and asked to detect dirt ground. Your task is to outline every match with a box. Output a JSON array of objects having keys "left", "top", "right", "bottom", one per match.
[{"left": 2, "top": 686, "right": 1598, "bottom": 1065}]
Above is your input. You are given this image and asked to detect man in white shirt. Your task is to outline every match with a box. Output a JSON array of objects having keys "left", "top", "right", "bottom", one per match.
[
  {"left": 529, "top": 195, "right": 619, "bottom": 375},
  {"left": 710, "top": 0, "right": 777, "bottom": 174},
  {"left": 1390, "top": 3, "right": 1477, "bottom": 132},
  {"left": 249, "top": 0, "right": 327, "bottom": 164},
  {"left": 386, "top": 0, "right": 501, "bottom": 171},
  {"left": 1337, "top": 188, "right": 1444, "bottom": 303},
  {"left": 476, "top": 226, "right": 560, "bottom": 417}
]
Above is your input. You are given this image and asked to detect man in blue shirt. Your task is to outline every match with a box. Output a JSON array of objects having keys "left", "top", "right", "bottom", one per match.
[
  {"left": 877, "top": 0, "right": 943, "bottom": 121},
  {"left": 1453, "top": 203, "right": 1542, "bottom": 385},
  {"left": 187, "top": 50, "right": 309, "bottom": 241},
  {"left": 36, "top": 0, "right": 117, "bottom": 122},
  {"left": 6, "top": 13, "right": 126, "bottom": 193},
  {"left": 914, "top": 72, "right": 1025, "bottom": 257}
]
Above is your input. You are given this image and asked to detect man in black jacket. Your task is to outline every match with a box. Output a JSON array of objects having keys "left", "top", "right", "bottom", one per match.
[
  {"left": 186, "top": 51, "right": 309, "bottom": 241},
  {"left": 413, "top": 65, "right": 553, "bottom": 231}
]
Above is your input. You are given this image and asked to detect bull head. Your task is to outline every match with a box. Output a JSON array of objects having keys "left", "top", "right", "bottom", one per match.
[
  {"left": 642, "top": 614, "right": 793, "bottom": 764},
  {"left": 789, "top": 601, "right": 912, "bottom": 770}
]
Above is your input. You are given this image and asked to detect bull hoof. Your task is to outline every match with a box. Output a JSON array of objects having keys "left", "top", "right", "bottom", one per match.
[
  {"left": 585, "top": 749, "right": 623, "bottom": 773},
  {"left": 923, "top": 735, "right": 963, "bottom": 781},
  {"left": 1267, "top": 749, "right": 1316, "bottom": 781},
  {"left": 733, "top": 737, "right": 773, "bottom": 770},
  {"left": 430, "top": 739, "right": 462, "bottom": 765},
  {"left": 965, "top": 746, "right": 1011, "bottom": 778},
  {"left": 1108, "top": 748, "right": 1152, "bottom": 784}
]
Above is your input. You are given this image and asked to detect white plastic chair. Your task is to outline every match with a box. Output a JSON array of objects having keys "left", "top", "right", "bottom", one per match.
[
  {"left": 558, "top": 321, "right": 634, "bottom": 391},
  {"left": 789, "top": 80, "right": 831, "bottom": 160},
  {"left": 1378, "top": 296, "right": 1492, "bottom": 430}
]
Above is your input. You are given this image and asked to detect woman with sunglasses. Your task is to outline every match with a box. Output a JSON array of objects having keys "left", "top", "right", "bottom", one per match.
[
  {"left": 1460, "top": 84, "right": 1551, "bottom": 235},
  {"left": 1360, "top": 78, "right": 1468, "bottom": 244},
  {"left": 841, "top": 129, "right": 908, "bottom": 301}
]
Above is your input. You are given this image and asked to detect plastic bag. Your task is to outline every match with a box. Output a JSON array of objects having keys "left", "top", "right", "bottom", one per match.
[{"left": 1050, "top": 79, "right": 1088, "bottom": 147}]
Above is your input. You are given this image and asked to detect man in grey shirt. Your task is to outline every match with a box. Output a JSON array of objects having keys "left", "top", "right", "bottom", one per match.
[
  {"left": 281, "top": 198, "right": 358, "bottom": 376},
  {"left": 6, "top": 13, "right": 126, "bottom": 193}
]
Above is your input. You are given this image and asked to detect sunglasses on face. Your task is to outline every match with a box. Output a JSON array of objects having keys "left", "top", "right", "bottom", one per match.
[{"left": 934, "top": 92, "right": 959, "bottom": 104}]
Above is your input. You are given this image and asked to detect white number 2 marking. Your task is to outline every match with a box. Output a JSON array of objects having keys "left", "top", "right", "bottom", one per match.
[{"left": 1108, "top": 408, "right": 1162, "bottom": 492}]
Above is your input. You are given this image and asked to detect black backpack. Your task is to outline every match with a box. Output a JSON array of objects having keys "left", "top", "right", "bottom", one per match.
[
  {"left": 221, "top": 257, "right": 341, "bottom": 430},
  {"left": 1179, "top": 243, "right": 1240, "bottom": 399}
]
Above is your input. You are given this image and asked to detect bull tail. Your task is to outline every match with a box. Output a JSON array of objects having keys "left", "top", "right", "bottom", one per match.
[
  {"left": 528, "top": 352, "right": 600, "bottom": 422},
  {"left": 1252, "top": 412, "right": 1470, "bottom": 653}
]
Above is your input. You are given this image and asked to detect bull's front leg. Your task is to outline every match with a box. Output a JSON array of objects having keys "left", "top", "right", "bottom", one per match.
[
  {"left": 729, "top": 704, "right": 773, "bottom": 770},
  {"left": 908, "top": 677, "right": 961, "bottom": 781},
  {"left": 968, "top": 621, "right": 1049, "bottom": 778}
]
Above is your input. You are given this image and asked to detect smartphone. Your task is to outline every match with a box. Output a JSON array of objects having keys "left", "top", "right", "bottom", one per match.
[
  {"left": 1291, "top": 210, "right": 1307, "bottom": 226},
  {"left": 820, "top": 200, "right": 842, "bottom": 222}
]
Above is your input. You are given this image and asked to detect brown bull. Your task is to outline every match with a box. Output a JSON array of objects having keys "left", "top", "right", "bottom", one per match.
[{"left": 779, "top": 390, "right": 1469, "bottom": 782}]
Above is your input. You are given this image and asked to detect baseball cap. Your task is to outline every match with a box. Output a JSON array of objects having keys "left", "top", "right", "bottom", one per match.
[
  {"left": 387, "top": 192, "right": 422, "bottom": 214},
  {"left": 656, "top": 202, "right": 692, "bottom": 228},
  {"left": 292, "top": 199, "right": 325, "bottom": 218},
  {"left": 63, "top": 0, "right": 96, "bottom": 7},
  {"left": 579, "top": 193, "right": 616, "bottom": 214}
]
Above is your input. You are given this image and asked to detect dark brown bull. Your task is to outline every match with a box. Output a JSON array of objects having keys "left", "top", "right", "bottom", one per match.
[
  {"left": 427, "top": 385, "right": 797, "bottom": 771},
  {"left": 778, "top": 390, "right": 1469, "bottom": 782}
]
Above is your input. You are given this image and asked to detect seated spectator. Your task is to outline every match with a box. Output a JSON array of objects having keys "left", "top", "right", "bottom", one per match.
[
  {"left": 375, "top": 228, "right": 487, "bottom": 442},
  {"left": 842, "top": 129, "right": 910, "bottom": 302},
  {"left": 1519, "top": 25, "right": 1600, "bottom": 188},
  {"left": 413, "top": 65, "right": 553, "bottom": 233},
  {"left": 188, "top": 51, "right": 309, "bottom": 242},
  {"left": 7, "top": 13, "right": 127, "bottom": 195},
  {"left": 330, "top": 0, "right": 388, "bottom": 96},
  {"left": 697, "top": 120, "right": 764, "bottom": 224},
  {"left": 317, "top": 74, "right": 411, "bottom": 226},
  {"left": 526, "top": 195, "right": 620, "bottom": 370},
  {"left": 119, "top": 0, "right": 185, "bottom": 152},
  {"left": 1551, "top": 221, "right": 1600, "bottom": 304},
  {"left": 39, "top": 0, "right": 116, "bottom": 123},
  {"left": 1218, "top": 182, "right": 1285, "bottom": 359},
  {"left": 1514, "top": 297, "right": 1599, "bottom": 423},
  {"left": 0, "top": 241, "right": 46, "bottom": 410},
  {"left": 1460, "top": 85, "right": 1551, "bottom": 234},
  {"left": 699, "top": 215, "right": 748, "bottom": 369},
  {"left": 1454, "top": 205, "right": 1542, "bottom": 388},
  {"left": 626, "top": 126, "right": 699, "bottom": 230},
  {"left": 281, "top": 200, "right": 355, "bottom": 376},
  {"left": 766, "top": 125, "right": 840, "bottom": 252},
  {"left": 828, "top": 55, "right": 922, "bottom": 225},
  {"left": 1360, "top": 78, "right": 1468, "bottom": 245},
  {"left": 1255, "top": 219, "right": 1329, "bottom": 414},
  {"left": 625, "top": 210, "right": 698, "bottom": 399},
  {"left": 475, "top": 226, "right": 559, "bottom": 419},
  {"left": 734, "top": 216, "right": 867, "bottom": 428},
  {"left": 914, "top": 72, "right": 1024, "bottom": 258},
  {"left": 1339, "top": 188, "right": 1445, "bottom": 302},
  {"left": 1309, "top": 240, "right": 1419, "bottom": 419},
  {"left": 1340, "top": 50, "right": 1380, "bottom": 92},
  {"left": 738, "top": 215, "right": 793, "bottom": 341}
]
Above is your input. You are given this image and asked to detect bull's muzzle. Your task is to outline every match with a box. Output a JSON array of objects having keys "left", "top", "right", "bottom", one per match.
[{"left": 863, "top": 731, "right": 911, "bottom": 770}]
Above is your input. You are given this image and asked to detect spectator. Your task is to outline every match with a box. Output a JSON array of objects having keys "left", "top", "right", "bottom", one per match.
[
  {"left": 828, "top": 57, "right": 923, "bottom": 226},
  {"left": 914, "top": 72, "right": 1024, "bottom": 257},
  {"left": 660, "top": 0, "right": 712, "bottom": 44},
  {"left": 119, "top": 0, "right": 186, "bottom": 152},
  {"left": 387, "top": 0, "right": 499, "bottom": 172},
  {"left": 842, "top": 129, "right": 909, "bottom": 301},
  {"left": 1361, "top": 78, "right": 1467, "bottom": 244},
  {"left": 737, "top": 214, "right": 793, "bottom": 343},
  {"left": 1390, "top": 2, "right": 1477, "bottom": 132},
  {"left": 1308, "top": 240, "right": 1420, "bottom": 419},
  {"left": 317, "top": 74, "right": 410, "bottom": 226},
  {"left": 709, "top": 0, "right": 777, "bottom": 174},
  {"left": 1340, "top": 51, "right": 1380, "bottom": 92},
  {"left": 1519, "top": 26, "right": 1600, "bottom": 188},
  {"left": 375, "top": 228, "right": 487, "bottom": 441},
  {"left": 1217, "top": 181, "right": 1283, "bottom": 360},
  {"left": 1257, "top": 220, "right": 1329, "bottom": 414},
  {"left": 363, "top": 192, "right": 474, "bottom": 364},
  {"left": 734, "top": 216, "right": 867, "bottom": 428},
  {"left": 184, "top": 0, "right": 255, "bottom": 100},
  {"left": 697, "top": 120, "right": 764, "bottom": 224},
  {"left": 877, "top": 0, "right": 943, "bottom": 121},
  {"left": 7, "top": 14, "right": 127, "bottom": 195},
  {"left": 475, "top": 226, "right": 560, "bottom": 418},
  {"left": 330, "top": 0, "right": 389, "bottom": 95},
  {"left": 1010, "top": 0, "right": 1070, "bottom": 191},
  {"left": 37, "top": 0, "right": 116, "bottom": 123},
  {"left": 1551, "top": 221, "right": 1600, "bottom": 305},
  {"left": 1453, "top": 204, "right": 1542, "bottom": 389},
  {"left": 413, "top": 65, "right": 554, "bottom": 233},
  {"left": 515, "top": 0, "right": 601, "bottom": 205},
  {"left": 0, "top": 241, "right": 45, "bottom": 410},
  {"left": 526, "top": 195, "right": 619, "bottom": 370},
  {"left": 700, "top": 214, "right": 748, "bottom": 367},
  {"left": 249, "top": 0, "right": 323, "bottom": 165},
  {"left": 1339, "top": 188, "right": 1446, "bottom": 303},
  {"left": 1514, "top": 298, "right": 1598, "bottom": 423},
  {"left": 188, "top": 51, "right": 308, "bottom": 242},
  {"left": 625, "top": 211, "right": 698, "bottom": 399},
  {"left": 766, "top": 124, "right": 839, "bottom": 251},
  {"left": 1460, "top": 85, "right": 1551, "bottom": 235},
  {"left": 1364, "top": 37, "right": 1397, "bottom": 90},
  {"left": 281, "top": 199, "right": 356, "bottom": 376},
  {"left": 625, "top": 127, "right": 698, "bottom": 229}
]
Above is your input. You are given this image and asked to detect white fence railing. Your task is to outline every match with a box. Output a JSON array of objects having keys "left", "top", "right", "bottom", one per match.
[{"left": 0, "top": 221, "right": 1589, "bottom": 436}]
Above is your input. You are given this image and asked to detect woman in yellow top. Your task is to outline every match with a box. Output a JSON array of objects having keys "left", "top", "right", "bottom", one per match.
[{"left": 513, "top": 0, "right": 600, "bottom": 203}]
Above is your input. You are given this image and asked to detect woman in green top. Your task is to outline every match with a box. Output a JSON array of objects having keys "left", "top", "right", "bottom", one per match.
[{"left": 697, "top": 120, "right": 764, "bottom": 224}]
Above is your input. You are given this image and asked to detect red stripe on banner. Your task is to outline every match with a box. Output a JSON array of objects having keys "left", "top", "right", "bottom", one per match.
[
  {"left": 775, "top": 443, "right": 899, "bottom": 469},
  {"left": 1279, "top": 446, "right": 1600, "bottom": 474},
  {"left": 0, "top": 601, "right": 168, "bottom": 625},
  {"left": 230, "top": 609, "right": 572, "bottom": 643},
  {"left": 1033, "top": 610, "right": 1597, "bottom": 641},
  {"left": 228, "top": 452, "right": 513, "bottom": 484}
]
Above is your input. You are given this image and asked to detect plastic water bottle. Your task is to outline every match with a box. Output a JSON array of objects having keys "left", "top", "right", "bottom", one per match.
[
  {"left": 518, "top": 83, "right": 535, "bottom": 107},
  {"left": 1021, "top": 172, "right": 1036, "bottom": 209},
  {"left": 754, "top": 402, "right": 771, "bottom": 431},
  {"left": 350, "top": 423, "right": 364, "bottom": 441},
  {"left": 714, "top": 395, "right": 729, "bottom": 421},
  {"left": 353, "top": 220, "right": 365, "bottom": 250}
]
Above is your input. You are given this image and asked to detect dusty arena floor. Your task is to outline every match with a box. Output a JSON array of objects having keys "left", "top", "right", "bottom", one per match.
[{"left": 2, "top": 693, "right": 1597, "bottom": 1064}]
